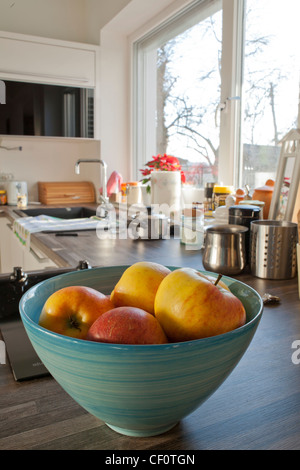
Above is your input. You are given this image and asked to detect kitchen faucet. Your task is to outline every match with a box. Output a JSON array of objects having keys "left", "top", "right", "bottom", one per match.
[{"left": 75, "top": 158, "right": 108, "bottom": 204}]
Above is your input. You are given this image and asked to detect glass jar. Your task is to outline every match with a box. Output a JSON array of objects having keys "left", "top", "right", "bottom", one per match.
[
  {"left": 181, "top": 207, "right": 204, "bottom": 250},
  {"left": 126, "top": 182, "right": 142, "bottom": 206},
  {"left": 213, "top": 185, "right": 234, "bottom": 210},
  {"left": 0, "top": 189, "right": 7, "bottom": 205}
]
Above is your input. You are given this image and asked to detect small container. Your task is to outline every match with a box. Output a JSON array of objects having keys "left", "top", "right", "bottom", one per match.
[
  {"left": 252, "top": 179, "right": 275, "bottom": 219},
  {"left": 203, "top": 224, "right": 248, "bottom": 275},
  {"left": 121, "top": 183, "right": 127, "bottom": 203},
  {"left": 203, "top": 182, "right": 215, "bottom": 212},
  {"left": 213, "top": 185, "right": 234, "bottom": 210},
  {"left": 229, "top": 205, "right": 261, "bottom": 264},
  {"left": 17, "top": 192, "right": 28, "bottom": 209},
  {"left": 126, "top": 182, "right": 142, "bottom": 206},
  {"left": 181, "top": 207, "right": 204, "bottom": 250},
  {"left": 0, "top": 189, "right": 7, "bottom": 205},
  {"left": 238, "top": 200, "right": 265, "bottom": 217},
  {"left": 234, "top": 188, "right": 245, "bottom": 205}
]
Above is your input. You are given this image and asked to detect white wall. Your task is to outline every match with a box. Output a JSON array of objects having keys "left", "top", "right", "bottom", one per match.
[
  {"left": 0, "top": 0, "right": 132, "bottom": 45},
  {"left": 0, "top": 0, "right": 87, "bottom": 43},
  {"left": 85, "top": 0, "right": 132, "bottom": 44},
  {"left": 0, "top": 136, "right": 100, "bottom": 202},
  {"left": 99, "top": 0, "right": 193, "bottom": 180}
]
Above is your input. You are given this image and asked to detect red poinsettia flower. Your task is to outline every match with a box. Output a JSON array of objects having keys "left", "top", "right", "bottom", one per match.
[{"left": 140, "top": 153, "right": 186, "bottom": 186}]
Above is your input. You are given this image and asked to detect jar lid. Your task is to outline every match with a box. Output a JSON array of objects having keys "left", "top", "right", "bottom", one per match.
[
  {"left": 239, "top": 200, "right": 265, "bottom": 207},
  {"left": 126, "top": 181, "right": 140, "bottom": 186},
  {"left": 0, "top": 190, "right": 6, "bottom": 194},
  {"left": 229, "top": 204, "right": 261, "bottom": 216},
  {"left": 213, "top": 185, "right": 234, "bottom": 193}
]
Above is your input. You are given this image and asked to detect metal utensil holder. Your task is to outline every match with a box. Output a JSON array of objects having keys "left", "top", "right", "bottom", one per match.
[{"left": 250, "top": 220, "right": 298, "bottom": 279}]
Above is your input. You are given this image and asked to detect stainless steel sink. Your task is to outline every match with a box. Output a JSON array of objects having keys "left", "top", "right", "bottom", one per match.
[{"left": 14, "top": 206, "right": 97, "bottom": 219}]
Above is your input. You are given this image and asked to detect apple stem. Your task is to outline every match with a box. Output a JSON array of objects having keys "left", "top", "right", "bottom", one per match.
[{"left": 214, "top": 274, "right": 223, "bottom": 286}]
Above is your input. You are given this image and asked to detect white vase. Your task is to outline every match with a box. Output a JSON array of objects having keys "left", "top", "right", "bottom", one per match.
[
  {"left": 150, "top": 171, "right": 181, "bottom": 216},
  {"left": 141, "top": 185, "right": 152, "bottom": 207}
]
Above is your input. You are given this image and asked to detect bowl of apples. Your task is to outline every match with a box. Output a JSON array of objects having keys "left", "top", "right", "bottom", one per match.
[{"left": 19, "top": 262, "right": 263, "bottom": 437}]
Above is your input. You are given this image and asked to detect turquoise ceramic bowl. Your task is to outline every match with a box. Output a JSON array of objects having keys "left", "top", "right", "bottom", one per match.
[{"left": 19, "top": 266, "right": 263, "bottom": 437}]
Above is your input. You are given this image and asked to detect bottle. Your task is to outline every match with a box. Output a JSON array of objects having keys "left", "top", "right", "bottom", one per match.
[
  {"left": 0, "top": 189, "right": 7, "bottom": 205},
  {"left": 203, "top": 182, "right": 214, "bottom": 213}
]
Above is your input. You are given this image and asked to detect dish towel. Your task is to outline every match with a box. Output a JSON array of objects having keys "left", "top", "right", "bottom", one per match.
[{"left": 13, "top": 215, "right": 110, "bottom": 249}]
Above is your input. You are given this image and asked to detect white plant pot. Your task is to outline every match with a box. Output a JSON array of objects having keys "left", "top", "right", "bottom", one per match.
[{"left": 150, "top": 171, "right": 181, "bottom": 216}]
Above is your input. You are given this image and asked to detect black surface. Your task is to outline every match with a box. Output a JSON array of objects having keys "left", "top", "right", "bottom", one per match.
[{"left": 0, "top": 262, "right": 92, "bottom": 381}]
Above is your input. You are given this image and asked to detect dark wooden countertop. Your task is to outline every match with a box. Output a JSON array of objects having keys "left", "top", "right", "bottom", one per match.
[{"left": 1, "top": 205, "right": 300, "bottom": 450}]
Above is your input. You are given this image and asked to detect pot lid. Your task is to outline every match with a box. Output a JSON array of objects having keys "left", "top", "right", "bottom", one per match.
[{"left": 253, "top": 179, "right": 275, "bottom": 192}]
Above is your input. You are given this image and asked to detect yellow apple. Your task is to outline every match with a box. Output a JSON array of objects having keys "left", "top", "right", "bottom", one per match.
[
  {"left": 86, "top": 306, "right": 168, "bottom": 344},
  {"left": 154, "top": 267, "right": 246, "bottom": 341},
  {"left": 196, "top": 271, "right": 230, "bottom": 291},
  {"left": 39, "top": 286, "right": 115, "bottom": 339},
  {"left": 110, "top": 261, "right": 171, "bottom": 315}
]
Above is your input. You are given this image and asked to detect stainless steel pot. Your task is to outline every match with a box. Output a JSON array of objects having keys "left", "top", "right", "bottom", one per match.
[{"left": 203, "top": 224, "right": 248, "bottom": 275}]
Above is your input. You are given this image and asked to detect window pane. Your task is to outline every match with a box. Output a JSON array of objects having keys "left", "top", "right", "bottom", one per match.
[
  {"left": 241, "top": 0, "right": 300, "bottom": 189},
  {"left": 156, "top": 8, "right": 223, "bottom": 186}
]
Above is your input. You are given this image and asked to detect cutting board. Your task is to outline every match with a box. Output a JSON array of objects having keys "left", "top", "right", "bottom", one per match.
[{"left": 38, "top": 181, "right": 95, "bottom": 205}]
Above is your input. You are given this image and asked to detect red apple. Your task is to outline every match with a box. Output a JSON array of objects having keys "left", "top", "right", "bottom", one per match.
[
  {"left": 39, "top": 285, "right": 115, "bottom": 339},
  {"left": 86, "top": 306, "right": 168, "bottom": 344}
]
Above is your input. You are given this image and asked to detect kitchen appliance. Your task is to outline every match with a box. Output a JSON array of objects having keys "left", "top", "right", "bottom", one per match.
[
  {"left": 250, "top": 220, "right": 298, "bottom": 279},
  {"left": 203, "top": 224, "right": 248, "bottom": 275},
  {"left": 4, "top": 181, "right": 28, "bottom": 205},
  {"left": 0, "top": 261, "right": 92, "bottom": 381}
]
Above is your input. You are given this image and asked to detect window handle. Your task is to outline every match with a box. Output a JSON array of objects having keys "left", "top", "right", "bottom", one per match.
[{"left": 215, "top": 96, "right": 240, "bottom": 127}]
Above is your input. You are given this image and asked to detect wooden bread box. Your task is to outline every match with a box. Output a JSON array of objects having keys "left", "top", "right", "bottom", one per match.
[{"left": 38, "top": 181, "right": 95, "bottom": 205}]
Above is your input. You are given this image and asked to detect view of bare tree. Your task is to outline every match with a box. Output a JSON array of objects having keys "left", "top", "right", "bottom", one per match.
[{"left": 155, "top": 1, "right": 298, "bottom": 186}]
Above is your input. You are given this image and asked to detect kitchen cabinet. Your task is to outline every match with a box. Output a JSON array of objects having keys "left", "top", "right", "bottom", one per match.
[
  {"left": 0, "top": 217, "right": 58, "bottom": 273},
  {"left": 0, "top": 31, "right": 98, "bottom": 88}
]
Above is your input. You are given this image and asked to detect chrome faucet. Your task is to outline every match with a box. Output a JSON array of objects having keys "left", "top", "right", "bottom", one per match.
[{"left": 75, "top": 158, "right": 108, "bottom": 204}]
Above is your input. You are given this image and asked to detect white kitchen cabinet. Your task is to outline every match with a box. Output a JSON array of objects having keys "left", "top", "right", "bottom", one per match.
[
  {"left": 23, "top": 241, "right": 58, "bottom": 271},
  {"left": 0, "top": 218, "right": 17, "bottom": 273},
  {"left": 0, "top": 217, "right": 58, "bottom": 274},
  {"left": 0, "top": 31, "right": 98, "bottom": 88}
]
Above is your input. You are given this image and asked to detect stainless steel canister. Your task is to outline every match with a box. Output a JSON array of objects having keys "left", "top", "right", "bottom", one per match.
[
  {"left": 202, "top": 224, "right": 248, "bottom": 275},
  {"left": 229, "top": 204, "right": 261, "bottom": 264},
  {"left": 250, "top": 220, "right": 298, "bottom": 279}
]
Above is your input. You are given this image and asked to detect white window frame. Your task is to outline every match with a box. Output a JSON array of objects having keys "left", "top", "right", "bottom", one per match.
[{"left": 132, "top": 0, "right": 245, "bottom": 187}]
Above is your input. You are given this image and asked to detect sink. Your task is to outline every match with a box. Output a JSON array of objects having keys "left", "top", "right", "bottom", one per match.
[{"left": 15, "top": 206, "right": 97, "bottom": 219}]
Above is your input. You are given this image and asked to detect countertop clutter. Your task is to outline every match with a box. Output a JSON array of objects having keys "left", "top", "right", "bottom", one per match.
[{"left": 0, "top": 203, "right": 300, "bottom": 450}]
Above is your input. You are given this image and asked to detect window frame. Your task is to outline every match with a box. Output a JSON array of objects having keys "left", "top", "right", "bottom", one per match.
[{"left": 132, "top": 0, "right": 245, "bottom": 187}]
